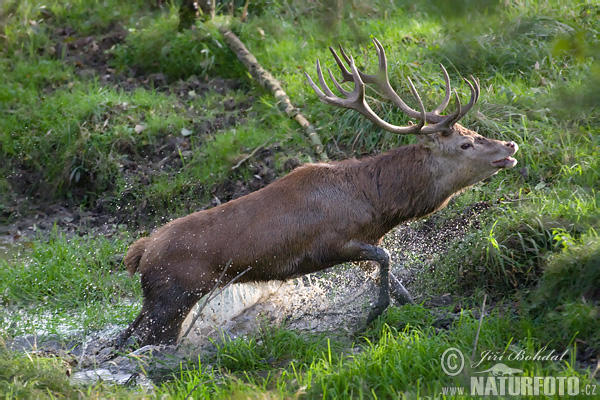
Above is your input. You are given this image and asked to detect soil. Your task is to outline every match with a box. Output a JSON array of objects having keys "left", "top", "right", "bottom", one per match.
[{"left": 1, "top": 18, "right": 282, "bottom": 244}]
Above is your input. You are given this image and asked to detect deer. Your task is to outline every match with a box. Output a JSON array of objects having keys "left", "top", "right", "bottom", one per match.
[{"left": 117, "top": 38, "right": 518, "bottom": 347}]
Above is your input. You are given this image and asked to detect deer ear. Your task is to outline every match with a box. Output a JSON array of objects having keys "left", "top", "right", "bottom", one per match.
[{"left": 417, "top": 134, "right": 438, "bottom": 148}]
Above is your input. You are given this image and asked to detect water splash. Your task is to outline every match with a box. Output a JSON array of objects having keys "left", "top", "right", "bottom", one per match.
[
  {"left": 181, "top": 264, "right": 378, "bottom": 345},
  {"left": 181, "top": 202, "right": 486, "bottom": 345}
]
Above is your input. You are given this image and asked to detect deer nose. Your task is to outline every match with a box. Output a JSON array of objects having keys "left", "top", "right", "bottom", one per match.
[{"left": 505, "top": 141, "right": 518, "bottom": 152}]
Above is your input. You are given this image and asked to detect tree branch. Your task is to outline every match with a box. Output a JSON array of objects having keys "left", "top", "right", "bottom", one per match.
[{"left": 218, "top": 24, "right": 328, "bottom": 161}]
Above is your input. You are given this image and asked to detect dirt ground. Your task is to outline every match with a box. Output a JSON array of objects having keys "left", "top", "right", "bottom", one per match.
[{"left": 1, "top": 18, "right": 284, "bottom": 245}]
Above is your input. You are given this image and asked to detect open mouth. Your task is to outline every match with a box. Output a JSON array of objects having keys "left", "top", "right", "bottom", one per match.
[{"left": 492, "top": 156, "right": 517, "bottom": 168}]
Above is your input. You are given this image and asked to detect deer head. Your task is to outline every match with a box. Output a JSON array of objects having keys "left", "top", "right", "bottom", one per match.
[{"left": 305, "top": 38, "right": 518, "bottom": 188}]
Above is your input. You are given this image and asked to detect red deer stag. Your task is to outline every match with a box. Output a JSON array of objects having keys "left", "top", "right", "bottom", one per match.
[{"left": 117, "top": 38, "right": 518, "bottom": 347}]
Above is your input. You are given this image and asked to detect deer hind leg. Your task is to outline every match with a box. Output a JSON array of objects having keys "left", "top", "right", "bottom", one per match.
[
  {"left": 118, "top": 273, "right": 205, "bottom": 348},
  {"left": 135, "top": 284, "right": 205, "bottom": 347},
  {"left": 115, "top": 307, "right": 145, "bottom": 349}
]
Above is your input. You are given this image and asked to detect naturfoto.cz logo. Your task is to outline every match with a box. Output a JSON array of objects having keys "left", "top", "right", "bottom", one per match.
[{"left": 440, "top": 347, "right": 598, "bottom": 397}]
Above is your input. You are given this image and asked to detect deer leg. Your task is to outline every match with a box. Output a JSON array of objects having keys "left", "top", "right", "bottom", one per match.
[
  {"left": 115, "top": 308, "right": 145, "bottom": 349},
  {"left": 341, "top": 241, "right": 395, "bottom": 323},
  {"left": 359, "top": 261, "right": 414, "bottom": 306},
  {"left": 117, "top": 270, "right": 205, "bottom": 348},
  {"left": 390, "top": 272, "right": 414, "bottom": 305},
  {"left": 132, "top": 285, "right": 203, "bottom": 347}
]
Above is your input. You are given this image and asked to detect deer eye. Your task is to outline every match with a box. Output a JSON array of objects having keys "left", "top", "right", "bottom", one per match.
[{"left": 461, "top": 143, "right": 472, "bottom": 150}]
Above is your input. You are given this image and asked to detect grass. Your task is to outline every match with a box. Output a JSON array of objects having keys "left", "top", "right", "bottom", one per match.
[
  {"left": 0, "top": 229, "right": 141, "bottom": 338},
  {"left": 0, "top": 229, "right": 137, "bottom": 308},
  {"left": 0, "top": 338, "right": 78, "bottom": 399},
  {"left": 156, "top": 305, "right": 596, "bottom": 398},
  {"left": 110, "top": 5, "right": 243, "bottom": 81},
  {"left": 0, "top": 0, "right": 598, "bottom": 398}
]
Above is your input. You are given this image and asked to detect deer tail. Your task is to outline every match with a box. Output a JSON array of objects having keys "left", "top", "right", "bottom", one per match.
[{"left": 124, "top": 237, "right": 150, "bottom": 275}]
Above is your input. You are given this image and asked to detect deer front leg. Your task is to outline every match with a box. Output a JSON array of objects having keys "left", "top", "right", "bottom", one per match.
[
  {"left": 341, "top": 241, "right": 400, "bottom": 323},
  {"left": 359, "top": 261, "right": 414, "bottom": 306}
]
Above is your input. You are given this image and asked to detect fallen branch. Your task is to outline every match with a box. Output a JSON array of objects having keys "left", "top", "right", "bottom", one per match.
[
  {"left": 231, "top": 136, "right": 273, "bottom": 171},
  {"left": 217, "top": 24, "right": 328, "bottom": 161}
]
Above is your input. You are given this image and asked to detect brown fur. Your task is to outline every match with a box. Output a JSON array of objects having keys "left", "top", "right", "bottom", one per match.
[
  {"left": 124, "top": 237, "right": 150, "bottom": 275},
  {"left": 117, "top": 126, "right": 518, "bottom": 347}
]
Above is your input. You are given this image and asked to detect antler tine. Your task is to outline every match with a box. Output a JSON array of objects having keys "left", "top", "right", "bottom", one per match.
[
  {"left": 329, "top": 46, "right": 353, "bottom": 83},
  {"left": 305, "top": 54, "right": 427, "bottom": 135},
  {"left": 471, "top": 75, "right": 481, "bottom": 104},
  {"left": 328, "top": 68, "right": 352, "bottom": 97},
  {"left": 304, "top": 68, "right": 327, "bottom": 100},
  {"left": 316, "top": 59, "right": 337, "bottom": 98},
  {"left": 456, "top": 77, "right": 478, "bottom": 119},
  {"left": 432, "top": 64, "right": 451, "bottom": 115},
  {"left": 303, "top": 60, "right": 357, "bottom": 107},
  {"left": 421, "top": 89, "right": 462, "bottom": 134},
  {"left": 405, "top": 77, "right": 427, "bottom": 130},
  {"left": 329, "top": 45, "right": 385, "bottom": 83}
]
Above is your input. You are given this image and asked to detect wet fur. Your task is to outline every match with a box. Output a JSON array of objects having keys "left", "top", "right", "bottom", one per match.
[{"left": 119, "top": 128, "right": 517, "bottom": 347}]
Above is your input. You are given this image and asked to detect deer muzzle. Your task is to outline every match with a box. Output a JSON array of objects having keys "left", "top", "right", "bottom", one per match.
[{"left": 492, "top": 141, "right": 518, "bottom": 168}]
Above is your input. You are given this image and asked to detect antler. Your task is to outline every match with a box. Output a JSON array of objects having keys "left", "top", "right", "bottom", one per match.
[{"left": 304, "top": 37, "right": 480, "bottom": 135}]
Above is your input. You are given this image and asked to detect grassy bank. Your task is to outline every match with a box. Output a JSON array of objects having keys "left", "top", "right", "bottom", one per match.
[{"left": 1, "top": 0, "right": 598, "bottom": 398}]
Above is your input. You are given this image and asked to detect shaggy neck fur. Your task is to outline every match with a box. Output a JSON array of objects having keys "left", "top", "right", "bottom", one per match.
[{"left": 348, "top": 144, "right": 466, "bottom": 235}]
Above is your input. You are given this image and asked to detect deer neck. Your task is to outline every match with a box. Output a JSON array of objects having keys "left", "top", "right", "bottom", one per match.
[{"left": 365, "top": 145, "right": 464, "bottom": 227}]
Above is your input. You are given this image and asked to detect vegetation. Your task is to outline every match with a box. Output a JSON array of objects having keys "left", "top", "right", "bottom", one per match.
[{"left": 0, "top": 0, "right": 597, "bottom": 398}]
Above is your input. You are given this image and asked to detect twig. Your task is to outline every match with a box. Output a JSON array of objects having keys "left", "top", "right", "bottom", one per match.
[
  {"left": 217, "top": 24, "right": 328, "bottom": 161},
  {"left": 205, "top": 266, "right": 252, "bottom": 305},
  {"left": 471, "top": 293, "right": 487, "bottom": 361},
  {"left": 231, "top": 137, "right": 273, "bottom": 171},
  {"left": 590, "top": 359, "right": 599, "bottom": 380},
  {"left": 179, "top": 260, "right": 232, "bottom": 342},
  {"left": 179, "top": 262, "right": 253, "bottom": 343}
]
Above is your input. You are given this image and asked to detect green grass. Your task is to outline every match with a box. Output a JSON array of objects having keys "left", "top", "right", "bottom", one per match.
[
  {"left": 0, "top": 0, "right": 598, "bottom": 398},
  {"left": 0, "top": 338, "right": 78, "bottom": 399},
  {"left": 110, "top": 5, "right": 243, "bottom": 81},
  {"left": 0, "top": 229, "right": 140, "bottom": 315},
  {"left": 156, "top": 305, "right": 596, "bottom": 399}
]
